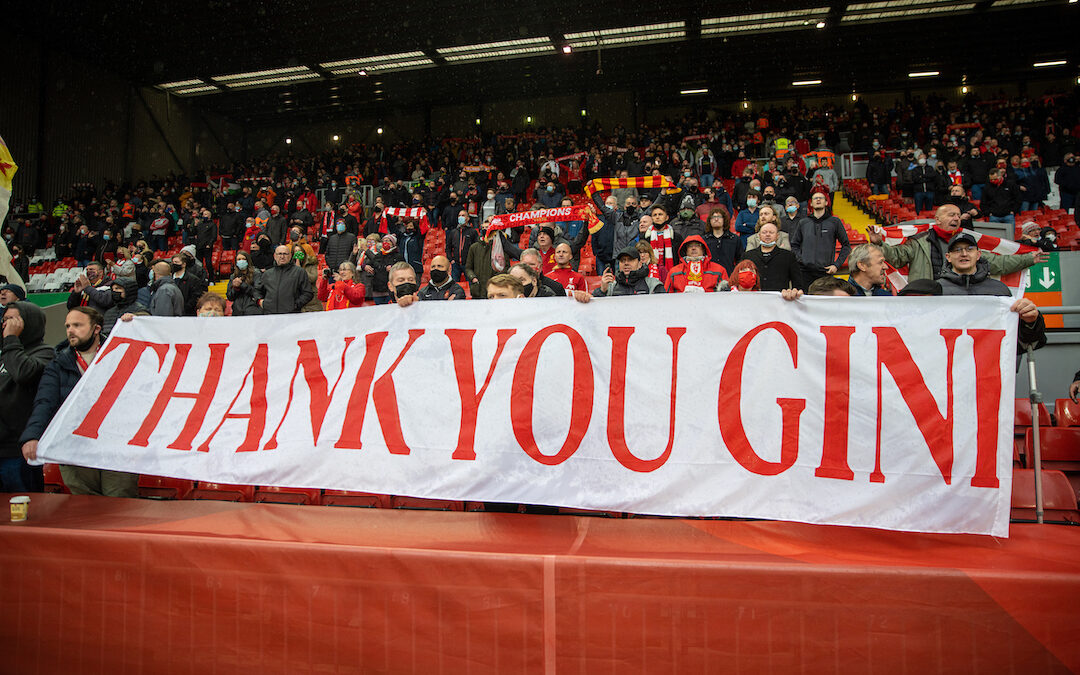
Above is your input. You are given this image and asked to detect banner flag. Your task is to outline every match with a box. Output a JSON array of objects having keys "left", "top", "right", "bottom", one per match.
[{"left": 36, "top": 293, "right": 1019, "bottom": 536}]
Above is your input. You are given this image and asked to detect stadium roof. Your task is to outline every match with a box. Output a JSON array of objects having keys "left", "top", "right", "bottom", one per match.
[{"left": 11, "top": 0, "right": 1080, "bottom": 126}]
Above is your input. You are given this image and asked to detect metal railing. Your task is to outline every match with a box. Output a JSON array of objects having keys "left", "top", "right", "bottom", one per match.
[{"left": 1023, "top": 305, "right": 1080, "bottom": 524}]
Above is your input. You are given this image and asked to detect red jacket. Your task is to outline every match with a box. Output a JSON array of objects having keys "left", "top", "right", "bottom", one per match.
[
  {"left": 664, "top": 235, "right": 729, "bottom": 293},
  {"left": 317, "top": 276, "right": 366, "bottom": 310}
]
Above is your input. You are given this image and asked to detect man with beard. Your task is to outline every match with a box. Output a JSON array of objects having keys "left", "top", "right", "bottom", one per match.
[{"left": 21, "top": 307, "right": 139, "bottom": 497}]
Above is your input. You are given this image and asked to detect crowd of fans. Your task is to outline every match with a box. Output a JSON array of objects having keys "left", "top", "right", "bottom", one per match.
[{"left": 1, "top": 89, "right": 1078, "bottom": 496}]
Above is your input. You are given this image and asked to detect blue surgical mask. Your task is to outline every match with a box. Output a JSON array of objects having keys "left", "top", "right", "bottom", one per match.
[
  {"left": 546, "top": 185, "right": 554, "bottom": 193},
  {"left": 336, "top": 223, "right": 346, "bottom": 233},
  {"left": 746, "top": 198, "right": 758, "bottom": 209},
  {"left": 786, "top": 204, "right": 798, "bottom": 215},
  {"left": 457, "top": 215, "right": 467, "bottom": 225},
  {"left": 236, "top": 259, "right": 248, "bottom": 271},
  {"left": 684, "top": 171, "right": 691, "bottom": 177},
  {"left": 103, "top": 234, "right": 110, "bottom": 241}
]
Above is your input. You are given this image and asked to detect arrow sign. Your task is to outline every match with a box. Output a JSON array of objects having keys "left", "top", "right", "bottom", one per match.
[{"left": 1039, "top": 267, "right": 1055, "bottom": 289}]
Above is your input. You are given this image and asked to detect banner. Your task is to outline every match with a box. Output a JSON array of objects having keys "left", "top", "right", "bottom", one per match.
[
  {"left": 487, "top": 205, "right": 591, "bottom": 234},
  {"left": 36, "top": 293, "right": 1018, "bottom": 536}
]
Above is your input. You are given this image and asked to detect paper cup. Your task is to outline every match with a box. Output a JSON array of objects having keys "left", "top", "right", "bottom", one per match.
[{"left": 9, "top": 496, "right": 29, "bottom": 522}]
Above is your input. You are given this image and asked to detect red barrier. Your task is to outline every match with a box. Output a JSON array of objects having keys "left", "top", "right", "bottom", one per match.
[{"left": 1, "top": 494, "right": 1078, "bottom": 673}]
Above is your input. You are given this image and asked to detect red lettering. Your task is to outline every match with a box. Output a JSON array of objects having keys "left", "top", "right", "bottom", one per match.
[
  {"left": 511, "top": 325, "right": 594, "bottom": 466},
  {"left": 72, "top": 338, "right": 169, "bottom": 439},
  {"left": 606, "top": 326, "right": 686, "bottom": 472},
  {"left": 815, "top": 326, "right": 857, "bottom": 480},
  {"left": 718, "top": 322, "right": 805, "bottom": 475},
  {"left": 129, "top": 343, "right": 229, "bottom": 450},
  {"left": 872, "top": 328, "right": 961, "bottom": 484},
  {"left": 264, "top": 338, "right": 356, "bottom": 450},
  {"left": 968, "top": 329, "right": 1006, "bottom": 488},
  {"left": 334, "top": 330, "right": 424, "bottom": 453},
  {"left": 445, "top": 328, "right": 517, "bottom": 460},
  {"left": 196, "top": 344, "right": 269, "bottom": 452}
]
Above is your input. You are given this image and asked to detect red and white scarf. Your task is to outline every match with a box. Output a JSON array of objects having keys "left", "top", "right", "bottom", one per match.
[
  {"left": 378, "top": 207, "right": 432, "bottom": 235},
  {"left": 648, "top": 226, "right": 674, "bottom": 267},
  {"left": 486, "top": 205, "right": 592, "bottom": 235}
]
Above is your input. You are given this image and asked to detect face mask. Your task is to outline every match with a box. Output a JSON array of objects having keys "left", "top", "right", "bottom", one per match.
[
  {"left": 759, "top": 238, "right": 776, "bottom": 249},
  {"left": 236, "top": 259, "right": 248, "bottom": 271},
  {"left": 746, "top": 198, "right": 757, "bottom": 209},
  {"left": 72, "top": 333, "right": 97, "bottom": 353},
  {"left": 336, "top": 223, "right": 346, "bottom": 233},
  {"left": 331, "top": 183, "right": 337, "bottom": 188},
  {"left": 785, "top": 205, "right": 798, "bottom": 215},
  {"left": 292, "top": 250, "right": 305, "bottom": 261},
  {"left": 103, "top": 234, "right": 110, "bottom": 241},
  {"left": 625, "top": 206, "right": 636, "bottom": 215},
  {"left": 918, "top": 158, "right": 926, "bottom": 166},
  {"left": 111, "top": 290, "right": 124, "bottom": 304},
  {"left": 170, "top": 262, "right": 183, "bottom": 273},
  {"left": 763, "top": 194, "right": 775, "bottom": 202},
  {"left": 382, "top": 241, "right": 393, "bottom": 253},
  {"left": 197, "top": 309, "right": 224, "bottom": 317},
  {"left": 522, "top": 283, "right": 535, "bottom": 297},
  {"left": 132, "top": 256, "right": 142, "bottom": 265},
  {"left": 429, "top": 268, "right": 448, "bottom": 284},
  {"left": 679, "top": 209, "right": 694, "bottom": 220},
  {"left": 487, "top": 193, "right": 495, "bottom": 200},
  {"left": 289, "top": 231, "right": 300, "bottom": 242},
  {"left": 872, "top": 142, "right": 880, "bottom": 149},
  {"left": 683, "top": 171, "right": 691, "bottom": 177},
  {"left": 394, "top": 282, "right": 418, "bottom": 298},
  {"left": 457, "top": 215, "right": 467, "bottom": 225},
  {"left": 546, "top": 185, "right": 554, "bottom": 193}
]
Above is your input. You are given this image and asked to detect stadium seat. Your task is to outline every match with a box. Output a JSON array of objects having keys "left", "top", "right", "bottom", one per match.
[
  {"left": 1015, "top": 399, "right": 1052, "bottom": 445},
  {"left": 1010, "top": 469, "right": 1080, "bottom": 523},
  {"left": 138, "top": 475, "right": 194, "bottom": 500},
  {"left": 42, "top": 464, "right": 69, "bottom": 494},
  {"left": 1055, "top": 398, "right": 1080, "bottom": 427},
  {"left": 322, "top": 490, "right": 390, "bottom": 508},
  {"left": 390, "top": 496, "right": 464, "bottom": 511},
  {"left": 189, "top": 482, "right": 256, "bottom": 502},
  {"left": 254, "top": 486, "right": 322, "bottom": 505}
]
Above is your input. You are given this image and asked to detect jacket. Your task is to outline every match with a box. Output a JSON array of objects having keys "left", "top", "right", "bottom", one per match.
[
  {"left": 148, "top": 276, "right": 185, "bottom": 317},
  {"left": 741, "top": 246, "right": 804, "bottom": 291},
  {"left": 445, "top": 225, "right": 480, "bottom": 267},
  {"left": 226, "top": 270, "right": 264, "bottom": 316},
  {"left": 101, "top": 277, "right": 150, "bottom": 337},
  {"left": 702, "top": 230, "right": 743, "bottom": 276},
  {"left": 980, "top": 180, "right": 1020, "bottom": 217},
  {"left": 419, "top": 280, "right": 467, "bottom": 301},
  {"left": 880, "top": 229, "right": 1036, "bottom": 281},
  {"left": 0, "top": 302, "right": 55, "bottom": 457},
  {"left": 20, "top": 344, "right": 83, "bottom": 445},
  {"left": 791, "top": 212, "right": 851, "bottom": 271},
  {"left": 317, "top": 276, "right": 366, "bottom": 310},
  {"left": 255, "top": 263, "right": 314, "bottom": 314},
  {"left": 593, "top": 266, "right": 665, "bottom": 296},
  {"left": 324, "top": 232, "right": 357, "bottom": 273},
  {"left": 464, "top": 233, "right": 523, "bottom": 299},
  {"left": 664, "top": 235, "right": 729, "bottom": 293}
]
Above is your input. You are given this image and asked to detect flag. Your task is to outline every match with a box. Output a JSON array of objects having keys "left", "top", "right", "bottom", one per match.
[{"left": 0, "top": 134, "right": 24, "bottom": 290}]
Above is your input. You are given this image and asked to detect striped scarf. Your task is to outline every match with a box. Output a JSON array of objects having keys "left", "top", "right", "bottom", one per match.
[
  {"left": 378, "top": 207, "right": 431, "bottom": 235},
  {"left": 584, "top": 176, "right": 678, "bottom": 234},
  {"left": 648, "top": 225, "right": 674, "bottom": 268}
]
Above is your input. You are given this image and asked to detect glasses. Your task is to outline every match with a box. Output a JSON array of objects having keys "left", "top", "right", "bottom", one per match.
[{"left": 950, "top": 246, "right": 978, "bottom": 254}]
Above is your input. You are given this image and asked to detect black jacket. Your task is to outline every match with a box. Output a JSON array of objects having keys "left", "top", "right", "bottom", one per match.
[
  {"left": 593, "top": 266, "right": 665, "bottom": 296},
  {"left": 101, "top": 277, "right": 150, "bottom": 338},
  {"left": 325, "top": 232, "right": 357, "bottom": 273},
  {"left": 0, "top": 302, "right": 55, "bottom": 458},
  {"left": 226, "top": 270, "right": 264, "bottom": 316},
  {"left": 419, "top": 280, "right": 467, "bottom": 301},
  {"left": 980, "top": 180, "right": 1020, "bottom": 217},
  {"left": 445, "top": 225, "right": 480, "bottom": 267},
  {"left": 255, "top": 263, "right": 314, "bottom": 314},
  {"left": 702, "top": 230, "right": 744, "bottom": 276},
  {"left": 742, "top": 246, "right": 804, "bottom": 291},
  {"left": 21, "top": 343, "right": 83, "bottom": 445}
]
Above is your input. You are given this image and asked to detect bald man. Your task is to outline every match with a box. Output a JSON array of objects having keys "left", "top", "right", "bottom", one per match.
[
  {"left": 867, "top": 203, "right": 1045, "bottom": 281},
  {"left": 419, "top": 255, "right": 466, "bottom": 301},
  {"left": 148, "top": 260, "right": 184, "bottom": 317}
]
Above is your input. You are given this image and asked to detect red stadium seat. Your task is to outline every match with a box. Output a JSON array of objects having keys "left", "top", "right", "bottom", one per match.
[
  {"left": 138, "top": 475, "right": 194, "bottom": 500},
  {"left": 42, "top": 464, "right": 69, "bottom": 494},
  {"left": 1014, "top": 399, "right": 1052, "bottom": 427},
  {"left": 190, "top": 482, "right": 256, "bottom": 502},
  {"left": 1010, "top": 469, "right": 1080, "bottom": 523},
  {"left": 1055, "top": 399, "right": 1080, "bottom": 427},
  {"left": 254, "top": 486, "right": 322, "bottom": 505},
  {"left": 390, "top": 496, "right": 464, "bottom": 511},
  {"left": 322, "top": 490, "right": 390, "bottom": 508}
]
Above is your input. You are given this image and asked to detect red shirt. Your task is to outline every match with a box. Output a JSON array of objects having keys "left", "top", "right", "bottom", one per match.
[
  {"left": 539, "top": 247, "right": 557, "bottom": 275},
  {"left": 548, "top": 267, "right": 587, "bottom": 294}
]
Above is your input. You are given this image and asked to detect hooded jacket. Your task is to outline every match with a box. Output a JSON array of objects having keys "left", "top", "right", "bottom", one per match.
[
  {"left": 102, "top": 277, "right": 150, "bottom": 337},
  {"left": 665, "top": 235, "right": 729, "bottom": 293},
  {"left": 0, "top": 302, "right": 55, "bottom": 458}
]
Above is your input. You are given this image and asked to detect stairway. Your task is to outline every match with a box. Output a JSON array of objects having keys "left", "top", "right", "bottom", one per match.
[{"left": 831, "top": 193, "right": 882, "bottom": 238}]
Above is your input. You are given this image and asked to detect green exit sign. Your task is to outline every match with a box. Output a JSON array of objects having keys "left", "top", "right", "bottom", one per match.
[{"left": 1024, "top": 252, "right": 1061, "bottom": 292}]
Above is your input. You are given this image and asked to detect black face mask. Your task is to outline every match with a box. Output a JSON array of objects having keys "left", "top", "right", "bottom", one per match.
[
  {"left": 170, "top": 262, "right": 183, "bottom": 273},
  {"left": 72, "top": 333, "right": 97, "bottom": 353},
  {"left": 522, "top": 282, "right": 535, "bottom": 297},
  {"left": 289, "top": 231, "right": 300, "bottom": 242},
  {"left": 395, "top": 282, "right": 418, "bottom": 298},
  {"left": 111, "top": 290, "right": 124, "bottom": 304},
  {"left": 429, "top": 268, "right": 448, "bottom": 284}
]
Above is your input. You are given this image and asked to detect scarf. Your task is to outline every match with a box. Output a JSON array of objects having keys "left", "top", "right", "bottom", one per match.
[
  {"left": 378, "top": 207, "right": 431, "bottom": 235},
  {"left": 648, "top": 225, "right": 674, "bottom": 268},
  {"left": 486, "top": 205, "right": 591, "bottom": 235},
  {"left": 584, "top": 176, "right": 677, "bottom": 233}
]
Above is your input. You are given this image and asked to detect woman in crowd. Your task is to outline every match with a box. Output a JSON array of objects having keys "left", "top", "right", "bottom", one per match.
[
  {"left": 226, "top": 251, "right": 263, "bottom": 316},
  {"left": 291, "top": 243, "right": 323, "bottom": 312},
  {"left": 730, "top": 259, "right": 760, "bottom": 292},
  {"left": 367, "top": 234, "right": 403, "bottom": 305},
  {"left": 318, "top": 260, "right": 366, "bottom": 310}
]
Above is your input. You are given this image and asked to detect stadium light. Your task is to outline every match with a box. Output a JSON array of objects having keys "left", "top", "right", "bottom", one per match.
[
  {"left": 816, "top": 21, "right": 826, "bottom": 28},
  {"left": 792, "top": 79, "right": 822, "bottom": 86},
  {"left": 562, "top": 45, "right": 572, "bottom": 54},
  {"left": 580, "top": 109, "right": 587, "bottom": 116},
  {"left": 908, "top": 71, "right": 940, "bottom": 78},
  {"left": 285, "top": 138, "right": 292, "bottom": 144},
  {"left": 526, "top": 116, "right": 533, "bottom": 123},
  {"left": 961, "top": 85, "right": 969, "bottom": 94},
  {"left": 376, "top": 127, "right": 383, "bottom": 135},
  {"left": 332, "top": 135, "right": 340, "bottom": 142},
  {"left": 680, "top": 88, "right": 709, "bottom": 95},
  {"left": 358, "top": 69, "right": 368, "bottom": 76},
  {"left": 1033, "top": 60, "right": 1067, "bottom": 68},
  {"left": 475, "top": 118, "right": 481, "bottom": 125}
]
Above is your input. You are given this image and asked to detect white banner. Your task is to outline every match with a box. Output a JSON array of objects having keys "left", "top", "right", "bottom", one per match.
[{"left": 37, "top": 293, "right": 1018, "bottom": 536}]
